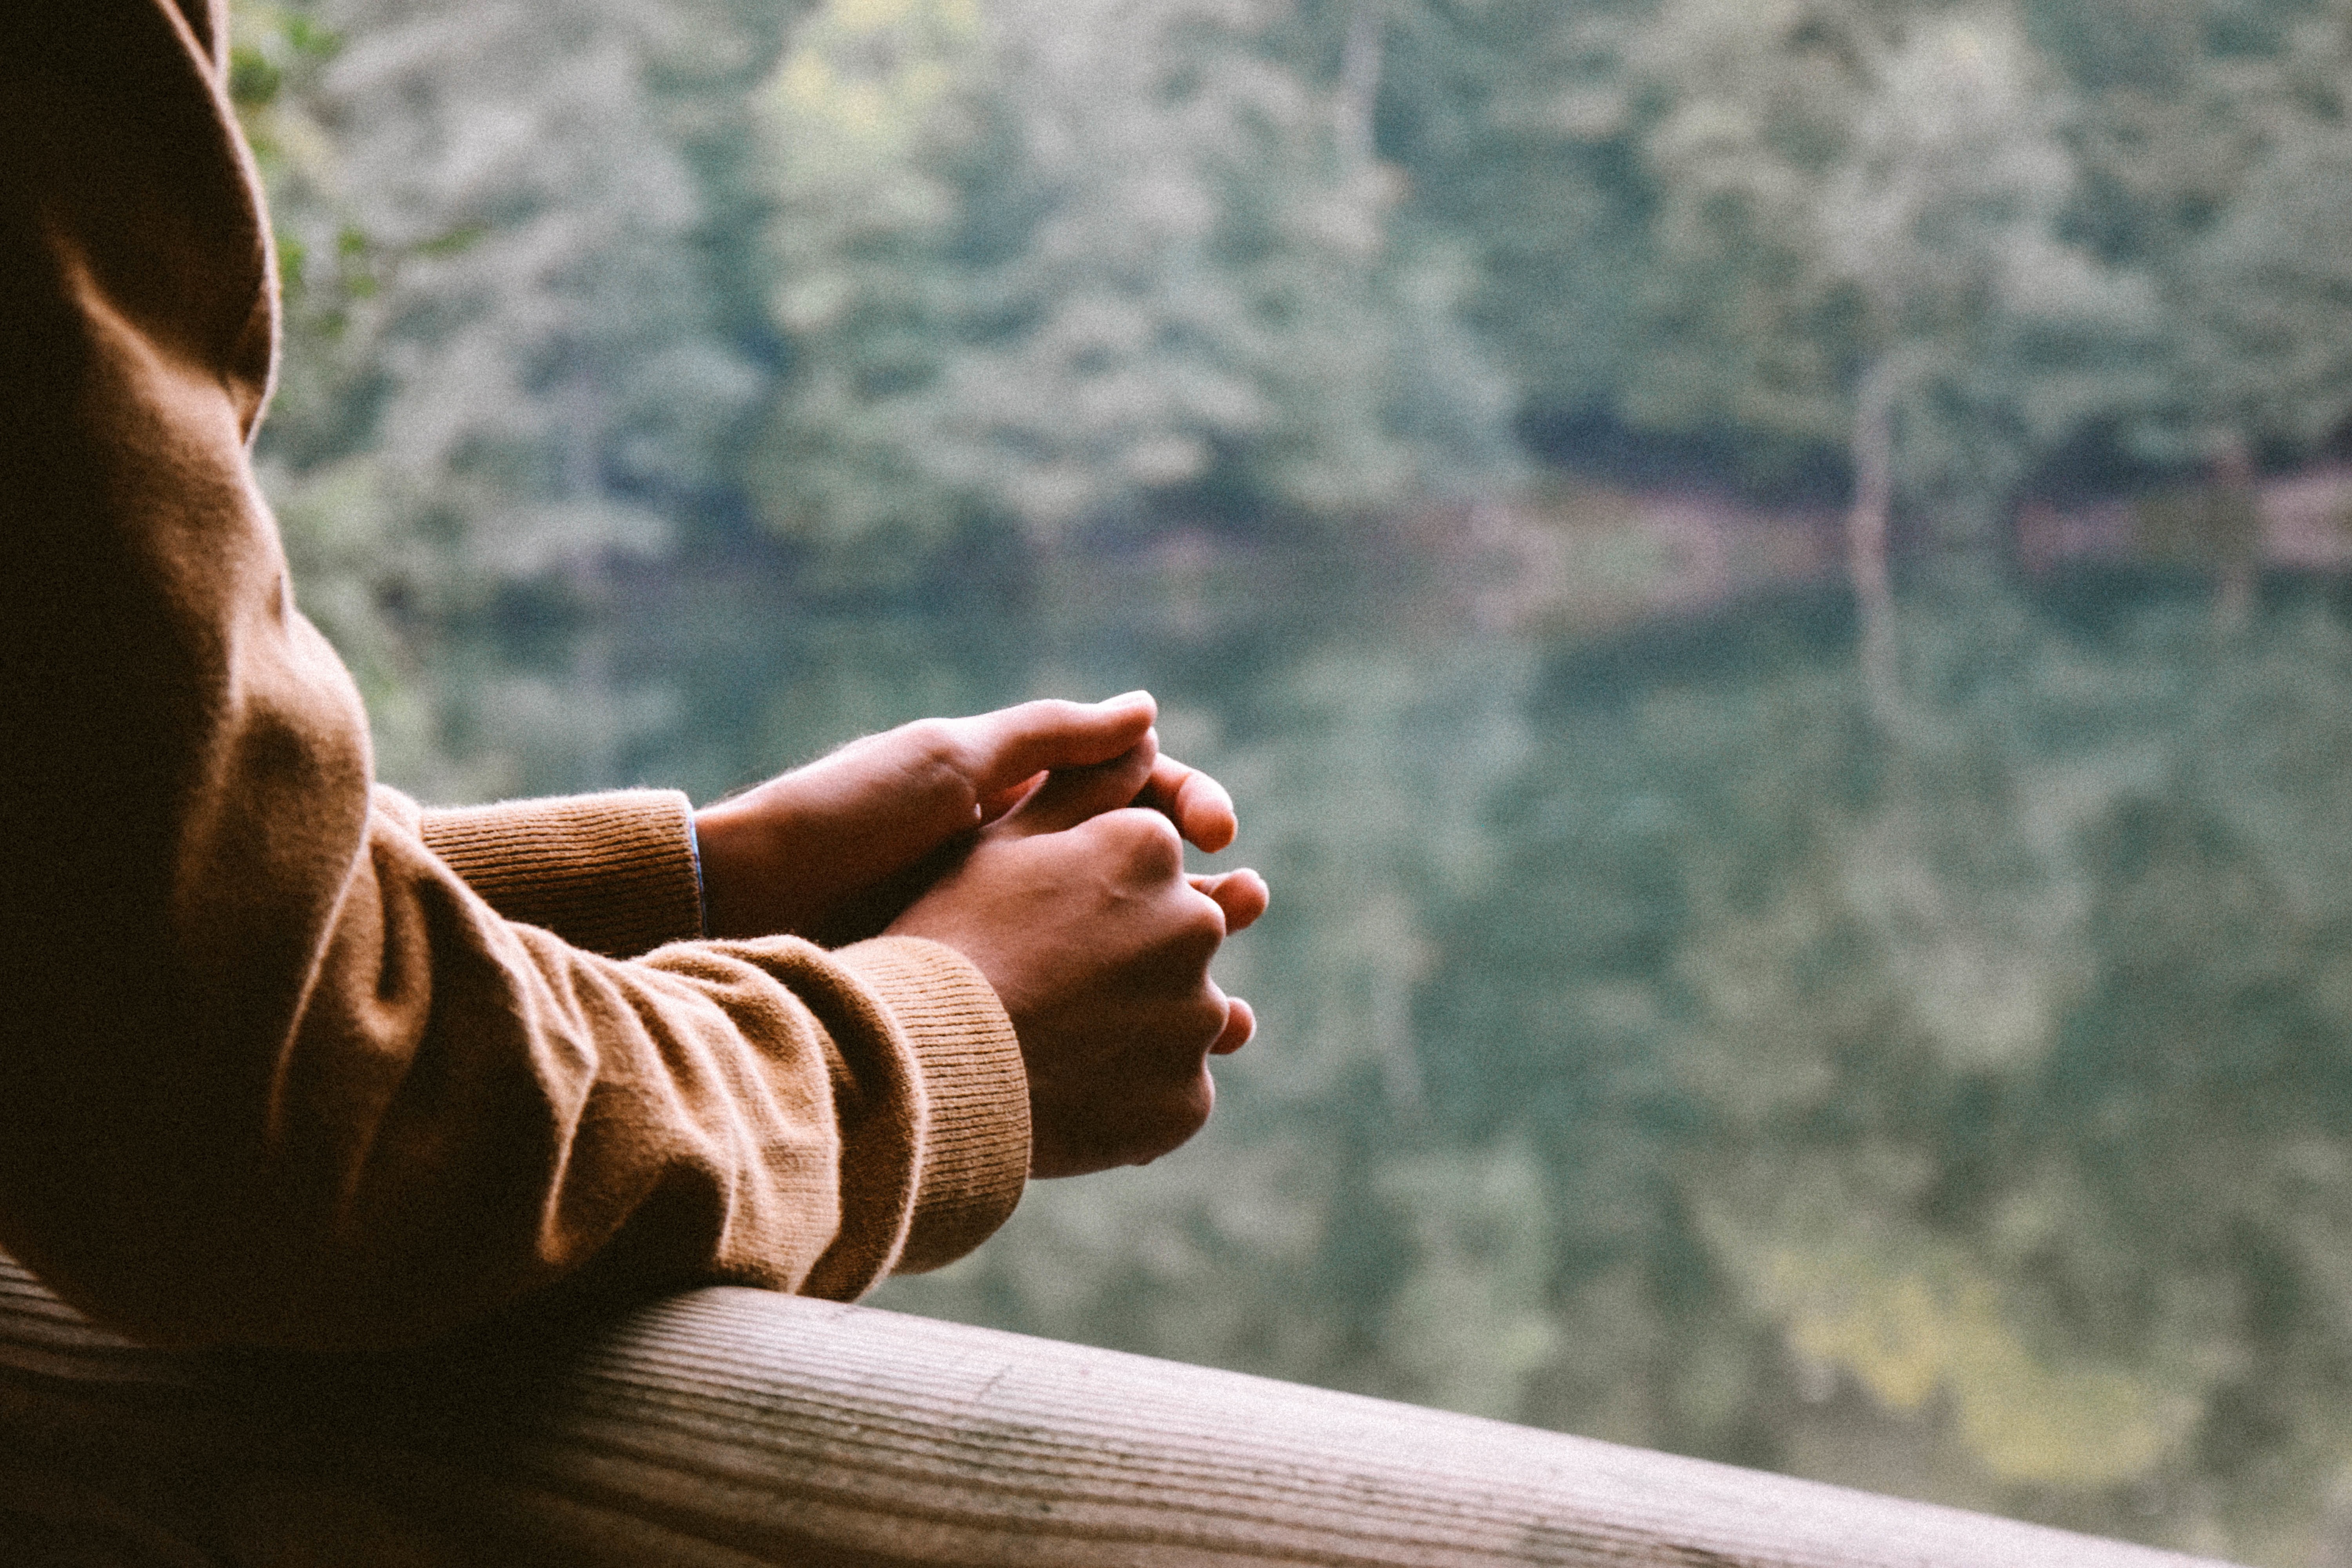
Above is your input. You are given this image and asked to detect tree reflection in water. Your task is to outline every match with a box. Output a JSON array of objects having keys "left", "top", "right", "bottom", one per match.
[{"left": 433, "top": 528, "right": 2352, "bottom": 1566}]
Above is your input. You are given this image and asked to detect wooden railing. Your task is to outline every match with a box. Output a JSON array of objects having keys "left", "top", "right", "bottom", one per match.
[{"left": 0, "top": 1251, "right": 2235, "bottom": 1567}]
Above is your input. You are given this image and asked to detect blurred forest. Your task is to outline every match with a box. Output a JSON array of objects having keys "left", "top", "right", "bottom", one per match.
[{"left": 229, "top": 0, "right": 2352, "bottom": 1560}]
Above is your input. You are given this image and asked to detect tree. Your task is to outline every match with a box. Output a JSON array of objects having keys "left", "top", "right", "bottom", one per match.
[
  {"left": 1373, "top": 0, "right": 1659, "bottom": 457},
  {"left": 232, "top": 0, "right": 768, "bottom": 796},
  {"left": 1584, "top": 2, "right": 2156, "bottom": 720},
  {"left": 2041, "top": 0, "right": 2352, "bottom": 469},
  {"left": 745, "top": 0, "right": 1518, "bottom": 577}
]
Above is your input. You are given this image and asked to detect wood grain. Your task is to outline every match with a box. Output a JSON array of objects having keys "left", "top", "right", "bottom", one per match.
[{"left": 0, "top": 1252, "right": 2238, "bottom": 1567}]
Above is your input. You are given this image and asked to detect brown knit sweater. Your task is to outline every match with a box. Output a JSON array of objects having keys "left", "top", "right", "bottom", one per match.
[{"left": 0, "top": 0, "right": 1030, "bottom": 1350}]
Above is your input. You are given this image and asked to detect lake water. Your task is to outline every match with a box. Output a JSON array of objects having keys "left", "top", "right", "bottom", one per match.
[{"left": 429, "top": 527, "right": 2352, "bottom": 1566}]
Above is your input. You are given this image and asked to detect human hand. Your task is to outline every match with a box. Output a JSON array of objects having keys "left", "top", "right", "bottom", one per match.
[
  {"left": 694, "top": 692, "right": 1240, "bottom": 946},
  {"left": 885, "top": 738, "right": 1270, "bottom": 1177}
]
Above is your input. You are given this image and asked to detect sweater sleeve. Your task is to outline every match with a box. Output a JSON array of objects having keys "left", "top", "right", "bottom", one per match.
[
  {"left": 415, "top": 790, "right": 708, "bottom": 958},
  {"left": 0, "top": 0, "right": 1029, "bottom": 1350}
]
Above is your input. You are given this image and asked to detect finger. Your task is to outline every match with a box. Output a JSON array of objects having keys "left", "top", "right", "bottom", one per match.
[
  {"left": 1189, "top": 868, "right": 1269, "bottom": 934},
  {"left": 1136, "top": 754, "right": 1238, "bottom": 853},
  {"left": 995, "top": 734, "right": 1161, "bottom": 837},
  {"left": 1210, "top": 994, "right": 1255, "bottom": 1055},
  {"left": 954, "top": 693, "right": 1157, "bottom": 799}
]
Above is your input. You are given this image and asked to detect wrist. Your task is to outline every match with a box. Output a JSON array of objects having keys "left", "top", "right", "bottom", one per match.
[{"left": 691, "top": 798, "right": 784, "bottom": 940}]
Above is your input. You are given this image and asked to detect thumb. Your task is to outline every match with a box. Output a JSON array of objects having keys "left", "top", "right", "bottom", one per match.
[
  {"left": 958, "top": 692, "right": 1157, "bottom": 802},
  {"left": 993, "top": 733, "right": 1160, "bottom": 837}
]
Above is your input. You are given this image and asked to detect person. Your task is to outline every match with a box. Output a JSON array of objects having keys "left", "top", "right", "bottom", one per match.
[{"left": 0, "top": 0, "right": 1267, "bottom": 1351}]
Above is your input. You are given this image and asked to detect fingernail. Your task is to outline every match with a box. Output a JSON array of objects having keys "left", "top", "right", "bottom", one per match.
[{"left": 1102, "top": 689, "right": 1152, "bottom": 708}]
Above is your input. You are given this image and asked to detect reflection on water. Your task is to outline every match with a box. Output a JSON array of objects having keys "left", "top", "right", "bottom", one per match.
[{"left": 474, "top": 533, "right": 2352, "bottom": 1564}]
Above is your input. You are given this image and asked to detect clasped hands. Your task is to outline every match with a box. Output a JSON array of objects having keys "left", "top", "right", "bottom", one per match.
[{"left": 692, "top": 694, "right": 1268, "bottom": 1178}]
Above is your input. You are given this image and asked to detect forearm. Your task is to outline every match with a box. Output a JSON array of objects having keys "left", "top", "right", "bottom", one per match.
[{"left": 0, "top": 0, "right": 1027, "bottom": 1350}]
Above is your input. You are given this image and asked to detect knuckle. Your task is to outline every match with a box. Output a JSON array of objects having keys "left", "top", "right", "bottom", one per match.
[
  {"left": 1110, "top": 808, "right": 1185, "bottom": 870},
  {"left": 900, "top": 717, "right": 962, "bottom": 764},
  {"left": 902, "top": 718, "right": 978, "bottom": 793},
  {"left": 1169, "top": 903, "right": 1225, "bottom": 962},
  {"left": 1183, "top": 893, "right": 1227, "bottom": 942},
  {"left": 1151, "top": 993, "right": 1227, "bottom": 1059}
]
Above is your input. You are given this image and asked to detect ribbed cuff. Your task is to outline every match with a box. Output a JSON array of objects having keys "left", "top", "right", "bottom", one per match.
[
  {"left": 418, "top": 790, "right": 705, "bottom": 960},
  {"left": 833, "top": 936, "right": 1030, "bottom": 1273}
]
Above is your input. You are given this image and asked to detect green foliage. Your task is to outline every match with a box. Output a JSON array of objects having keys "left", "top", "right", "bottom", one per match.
[
  {"left": 248, "top": 0, "right": 2352, "bottom": 584},
  {"left": 1379, "top": 0, "right": 2352, "bottom": 553},
  {"left": 1413, "top": 0, "right": 2165, "bottom": 542},
  {"left": 743, "top": 0, "right": 1519, "bottom": 574},
  {"left": 2046, "top": 0, "right": 2352, "bottom": 468},
  {"left": 1377, "top": 0, "right": 1656, "bottom": 428},
  {"left": 234, "top": 0, "right": 775, "bottom": 796},
  {"left": 2180, "top": 119, "right": 2352, "bottom": 455}
]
